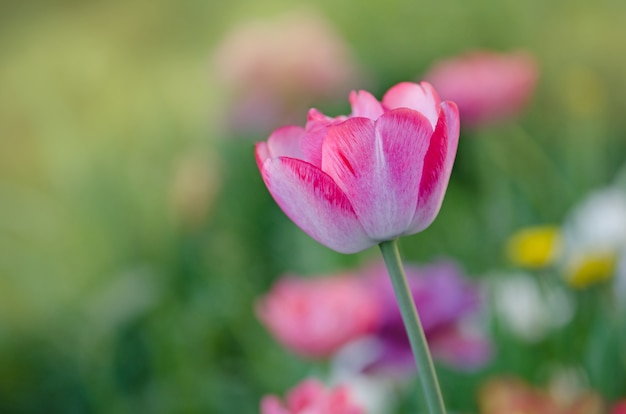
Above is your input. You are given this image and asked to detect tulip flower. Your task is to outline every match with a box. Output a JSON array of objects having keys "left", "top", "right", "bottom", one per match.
[
  {"left": 256, "top": 274, "right": 382, "bottom": 358},
  {"left": 255, "top": 82, "right": 459, "bottom": 254},
  {"left": 261, "top": 378, "right": 364, "bottom": 414},
  {"left": 256, "top": 81, "right": 458, "bottom": 414},
  {"left": 424, "top": 50, "right": 538, "bottom": 128}
]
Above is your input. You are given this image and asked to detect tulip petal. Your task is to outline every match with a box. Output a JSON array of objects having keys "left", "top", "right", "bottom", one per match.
[
  {"left": 301, "top": 122, "right": 328, "bottom": 168},
  {"left": 407, "top": 101, "right": 460, "bottom": 234},
  {"left": 259, "top": 156, "right": 372, "bottom": 253},
  {"left": 255, "top": 142, "right": 270, "bottom": 169},
  {"left": 382, "top": 82, "right": 441, "bottom": 129},
  {"left": 322, "top": 109, "right": 433, "bottom": 240},
  {"left": 266, "top": 125, "right": 306, "bottom": 158},
  {"left": 301, "top": 109, "right": 347, "bottom": 168},
  {"left": 349, "top": 90, "right": 384, "bottom": 119}
]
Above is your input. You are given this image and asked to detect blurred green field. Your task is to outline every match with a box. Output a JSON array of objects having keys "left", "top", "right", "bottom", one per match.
[{"left": 1, "top": 0, "right": 626, "bottom": 412}]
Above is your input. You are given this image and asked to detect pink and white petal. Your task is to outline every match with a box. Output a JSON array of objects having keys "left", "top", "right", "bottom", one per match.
[
  {"left": 305, "top": 108, "right": 348, "bottom": 126},
  {"left": 255, "top": 141, "right": 271, "bottom": 169},
  {"left": 260, "top": 157, "right": 373, "bottom": 253},
  {"left": 382, "top": 82, "right": 441, "bottom": 129},
  {"left": 406, "top": 101, "right": 460, "bottom": 234},
  {"left": 266, "top": 125, "right": 306, "bottom": 159},
  {"left": 307, "top": 108, "right": 333, "bottom": 124},
  {"left": 321, "top": 109, "right": 433, "bottom": 240},
  {"left": 349, "top": 90, "right": 384, "bottom": 120},
  {"left": 302, "top": 110, "right": 350, "bottom": 168},
  {"left": 301, "top": 121, "right": 328, "bottom": 168}
]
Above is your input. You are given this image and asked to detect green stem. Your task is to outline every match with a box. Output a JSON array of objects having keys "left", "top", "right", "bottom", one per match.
[{"left": 379, "top": 239, "right": 446, "bottom": 414}]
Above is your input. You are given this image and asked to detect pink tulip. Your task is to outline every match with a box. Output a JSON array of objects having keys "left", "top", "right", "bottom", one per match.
[
  {"left": 424, "top": 50, "right": 538, "bottom": 128},
  {"left": 261, "top": 378, "right": 364, "bottom": 414},
  {"left": 256, "top": 275, "right": 382, "bottom": 358},
  {"left": 256, "top": 82, "right": 460, "bottom": 253}
]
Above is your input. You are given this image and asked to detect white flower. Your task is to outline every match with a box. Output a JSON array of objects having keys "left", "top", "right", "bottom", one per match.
[
  {"left": 491, "top": 272, "right": 575, "bottom": 342},
  {"left": 560, "top": 187, "right": 626, "bottom": 287}
]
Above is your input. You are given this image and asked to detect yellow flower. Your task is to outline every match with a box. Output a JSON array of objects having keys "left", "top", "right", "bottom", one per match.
[
  {"left": 506, "top": 226, "right": 561, "bottom": 269},
  {"left": 566, "top": 253, "right": 616, "bottom": 289}
]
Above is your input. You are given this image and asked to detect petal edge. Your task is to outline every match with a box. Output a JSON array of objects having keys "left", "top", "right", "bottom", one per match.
[
  {"left": 261, "top": 157, "right": 373, "bottom": 253},
  {"left": 406, "top": 101, "right": 460, "bottom": 234}
]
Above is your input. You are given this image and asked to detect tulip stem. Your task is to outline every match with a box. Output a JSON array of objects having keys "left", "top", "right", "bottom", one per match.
[{"left": 379, "top": 239, "right": 446, "bottom": 414}]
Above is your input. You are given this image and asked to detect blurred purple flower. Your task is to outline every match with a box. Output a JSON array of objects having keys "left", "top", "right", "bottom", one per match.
[
  {"left": 424, "top": 50, "right": 538, "bottom": 128},
  {"left": 360, "top": 260, "right": 492, "bottom": 375}
]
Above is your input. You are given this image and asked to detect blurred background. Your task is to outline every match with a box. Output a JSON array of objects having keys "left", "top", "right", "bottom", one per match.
[{"left": 1, "top": 0, "right": 626, "bottom": 412}]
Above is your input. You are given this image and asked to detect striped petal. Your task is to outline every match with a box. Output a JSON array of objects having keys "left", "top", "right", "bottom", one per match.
[
  {"left": 406, "top": 101, "right": 460, "bottom": 234},
  {"left": 321, "top": 109, "right": 433, "bottom": 240},
  {"left": 259, "top": 156, "right": 372, "bottom": 253}
]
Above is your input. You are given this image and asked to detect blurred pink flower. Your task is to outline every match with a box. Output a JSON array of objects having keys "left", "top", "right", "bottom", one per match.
[
  {"left": 256, "top": 82, "right": 459, "bottom": 253},
  {"left": 256, "top": 274, "right": 382, "bottom": 358},
  {"left": 260, "top": 259, "right": 491, "bottom": 375},
  {"left": 424, "top": 50, "right": 538, "bottom": 128},
  {"left": 361, "top": 260, "right": 492, "bottom": 374},
  {"left": 613, "top": 400, "right": 626, "bottom": 414},
  {"left": 261, "top": 378, "right": 364, "bottom": 414},
  {"left": 211, "top": 9, "right": 362, "bottom": 135}
]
